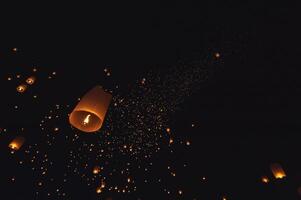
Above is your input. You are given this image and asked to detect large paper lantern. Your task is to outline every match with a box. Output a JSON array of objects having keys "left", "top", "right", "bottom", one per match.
[
  {"left": 9, "top": 136, "right": 25, "bottom": 151},
  {"left": 270, "top": 163, "right": 286, "bottom": 179},
  {"left": 69, "top": 86, "right": 112, "bottom": 133}
]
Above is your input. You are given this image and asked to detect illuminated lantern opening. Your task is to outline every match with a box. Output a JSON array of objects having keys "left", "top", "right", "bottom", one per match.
[
  {"left": 270, "top": 163, "right": 286, "bottom": 179},
  {"left": 9, "top": 136, "right": 25, "bottom": 151},
  {"left": 16, "top": 84, "right": 27, "bottom": 93},
  {"left": 26, "top": 76, "right": 36, "bottom": 85},
  {"left": 69, "top": 86, "right": 112, "bottom": 133}
]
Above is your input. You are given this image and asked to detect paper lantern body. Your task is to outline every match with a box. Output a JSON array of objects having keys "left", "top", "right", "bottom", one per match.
[
  {"left": 9, "top": 136, "right": 25, "bottom": 150},
  {"left": 69, "top": 86, "right": 112, "bottom": 133},
  {"left": 270, "top": 163, "right": 286, "bottom": 179}
]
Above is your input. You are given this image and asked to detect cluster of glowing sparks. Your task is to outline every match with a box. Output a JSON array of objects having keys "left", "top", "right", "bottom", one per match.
[{"left": 2, "top": 47, "right": 292, "bottom": 199}]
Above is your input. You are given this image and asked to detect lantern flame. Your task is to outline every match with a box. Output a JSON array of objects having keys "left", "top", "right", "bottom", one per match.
[{"left": 83, "top": 114, "right": 91, "bottom": 126}]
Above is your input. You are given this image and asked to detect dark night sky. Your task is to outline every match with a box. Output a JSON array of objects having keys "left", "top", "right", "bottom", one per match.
[{"left": 0, "top": 1, "right": 300, "bottom": 200}]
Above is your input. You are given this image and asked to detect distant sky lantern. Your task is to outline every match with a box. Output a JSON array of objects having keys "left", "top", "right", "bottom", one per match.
[
  {"left": 26, "top": 76, "right": 36, "bottom": 85},
  {"left": 93, "top": 166, "right": 101, "bottom": 174},
  {"left": 215, "top": 52, "right": 221, "bottom": 58},
  {"left": 16, "top": 84, "right": 27, "bottom": 93},
  {"left": 69, "top": 86, "right": 112, "bottom": 133},
  {"left": 261, "top": 176, "right": 269, "bottom": 183},
  {"left": 270, "top": 163, "right": 286, "bottom": 179},
  {"left": 9, "top": 136, "right": 25, "bottom": 151}
]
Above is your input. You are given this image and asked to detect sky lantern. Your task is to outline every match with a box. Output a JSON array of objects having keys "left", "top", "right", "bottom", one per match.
[
  {"left": 261, "top": 176, "right": 269, "bottom": 183},
  {"left": 270, "top": 163, "right": 286, "bottom": 179},
  {"left": 69, "top": 86, "right": 112, "bottom": 133},
  {"left": 16, "top": 84, "right": 27, "bottom": 93},
  {"left": 26, "top": 76, "right": 36, "bottom": 85},
  {"left": 93, "top": 166, "right": 101, "bottom": 174},
  {"left": 9, "top": 136, "right": 25, "bottom": 151},
  {"left": 96, "top": 187, "right": 102, "bottom": 194}
]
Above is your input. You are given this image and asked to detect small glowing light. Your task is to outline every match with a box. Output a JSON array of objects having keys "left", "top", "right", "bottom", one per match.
[
  {"left": 127, "top": 178, "right": 131, "bottom": 183},
  {"left": 54, "top": 127, "right": 59, "bottom": 132},
  {"left": 83, "top": 114, "right": 91, "bottom": 126},
  {"left": 215, "top": 52, "right": 221, "bottom": 58},
  {"left": 169, "top": 138, "right": 174, "bottom": 144},
  {"left": 186, "top": 141, "right": 191, "bottom": 146},
  {"left": 16, "top": 74, "right": 21, "bottom": 78},
  {"left": 26, "top": 76, "right": 36, "bottom": 85},
  {"left": 52, "top": 72, "right": 56, "bottom": 75},
  {"left": 7, "top": 77, "right": 12, "bottom": 81},
  {"left": 12, "top": 48, "right": 18, "bottom": 52},
  {"left": 16, "top": 84, "right": 27, "bottom": 93},
  {"left": 93, "top": 166, "right": 101, "bottom": 174},
  {"left": 96, "top": 187, "right": 102, "bottom": 194},
  {"left": 222, "top": 197, "right": 227, "bottom": 200},
  {"left": 178, "top": 190, "right": 183, "bottom": 195},
  {"left": 33, "top": 68, "right": 37, "bottom": 72},
  {"left": 166, "top": 128, "right": 171, "bottom": 133},
  {"left": 261, "top": 176, "right": 269, "bottom": 183},
  {"left": 101, "top": 181, "right": 106, "bottom": 188},
  {"left": 202, "top": 177, "right": 206, "bottom": 181}
]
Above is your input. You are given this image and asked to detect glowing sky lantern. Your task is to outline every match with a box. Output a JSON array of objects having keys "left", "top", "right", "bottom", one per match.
[
  {"left": 261, "top": 176, "right": 269, "bottom": 183},
  {"left": 69, "top": 86, "right": 112, "bottom": 133},
  {"left": 9, "top": 136, "right": 25, "bottom": 151},
  {"left": 26, "top": 76, "right": 36, "bottom": 85},
  {"left": 270, "top": 163, "right": 286, "bottom": 179},
  {"left": 93, "top": 166, "right": 101, "bottom": 174},
  {"left": 16, "top": 84, "right": 27, "bottom": 93}
]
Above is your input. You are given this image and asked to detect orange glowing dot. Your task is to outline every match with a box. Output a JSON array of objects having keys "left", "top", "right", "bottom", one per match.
[
  {"left": 92, "top": 166, "right": 101, "bottom": 174},
  {"left": 166, "top": 128, "right": 171, "bottom": 133},
  {"left": 261, "top": 176, "right": 269, "bottom": 183},
  {"left": 215, "top": 52, "right": 221, "bottom": 58},
  {"left": 169, "top": 138, "right": 174, "bottom": 144},
  {"left": 12, "top": 48, "right": 18, "bottom": 52},
  {"left": 96, "top": 187, "right": 102, "bottom": 194},
  {"left": 16, "top": 84, "right": 27, "bottom": 93},
  {"left": 26, "top": 76, "right": 36, "bottom": 85}
]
